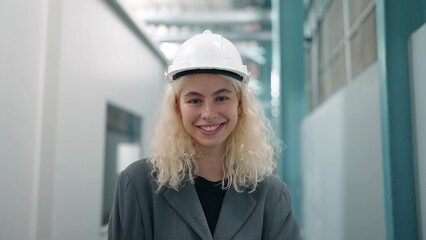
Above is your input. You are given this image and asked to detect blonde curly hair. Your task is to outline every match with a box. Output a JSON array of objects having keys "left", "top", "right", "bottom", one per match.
[{"left": 149, "top": 75, "right": 281, "bottom": 192}]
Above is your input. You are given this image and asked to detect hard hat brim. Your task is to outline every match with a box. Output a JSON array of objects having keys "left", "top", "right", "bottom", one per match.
[{"left": 172, "top": 69, "right": 245, "bottom": 82}]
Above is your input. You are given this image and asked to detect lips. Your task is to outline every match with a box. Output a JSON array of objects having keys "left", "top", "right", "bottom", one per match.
[
  {"left": 197, "top": 122, "right": 225, "bottom": 135},
  {"left": 200, "top": 124, "right": 220, "bottom": 131}
]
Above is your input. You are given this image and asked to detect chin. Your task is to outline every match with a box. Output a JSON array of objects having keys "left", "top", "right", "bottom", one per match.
[{"left": 196, "top": 140, "right": 226, "bottom": 149}]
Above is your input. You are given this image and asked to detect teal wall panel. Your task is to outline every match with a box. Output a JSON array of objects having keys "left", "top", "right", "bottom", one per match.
[
  {"left": 376, "top": 0, "right": 425, "bottom": 239},
  {"left": 277, "top": 0, "right": 307, "bottom": 225}
]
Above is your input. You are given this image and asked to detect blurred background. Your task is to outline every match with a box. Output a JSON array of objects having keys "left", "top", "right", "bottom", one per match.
[{"left": 1, "top": 0, "right": 425, "bottom": 239}]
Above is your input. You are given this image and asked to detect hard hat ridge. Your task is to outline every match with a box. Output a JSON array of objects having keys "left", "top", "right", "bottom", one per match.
[{"left": 166, "top": 30, "right": 250, "bottom": 83}]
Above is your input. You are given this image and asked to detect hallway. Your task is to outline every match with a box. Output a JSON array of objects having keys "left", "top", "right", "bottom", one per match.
[{"left": 1, "top": 0, "right": 425, "bottom": 239}]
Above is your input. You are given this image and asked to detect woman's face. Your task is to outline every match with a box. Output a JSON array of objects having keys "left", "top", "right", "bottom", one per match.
[{"left": 178, "top": 74, "right": 240, "bottom": 152}]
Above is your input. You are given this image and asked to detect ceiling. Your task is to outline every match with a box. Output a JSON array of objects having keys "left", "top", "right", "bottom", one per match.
[{"left": 117, "top": 0, "right": 272, "bottom": 64}]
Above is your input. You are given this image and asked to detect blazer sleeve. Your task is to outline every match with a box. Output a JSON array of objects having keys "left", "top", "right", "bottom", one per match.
[
  {"left": 108, "top": 171, "right": 145, "bottom": 240},
  {"left": 263, "top": 184, "right": 300, "bottom": 240}
]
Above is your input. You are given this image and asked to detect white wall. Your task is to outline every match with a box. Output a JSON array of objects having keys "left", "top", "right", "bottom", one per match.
[
  {"left": 410, "top": 23, "right": 426, "bottom": 240},
  {"left": 0, "top": 0, "right": 166, "bottom": 239},
  {"left": 0, "top": 1, "right": 47, "bottom": 239},
  {"left": 301, "top": 63, "right": 386, "bottom": 240}
]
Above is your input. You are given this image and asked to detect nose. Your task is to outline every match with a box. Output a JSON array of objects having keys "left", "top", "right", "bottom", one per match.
[{"left": 201, "top": 102, "right": 218, "bottom": 120}]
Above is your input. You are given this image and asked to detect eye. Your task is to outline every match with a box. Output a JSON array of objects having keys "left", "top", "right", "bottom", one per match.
[
  {"left": 216, "top": 96, "right": 229, "bottom": 102},
  {"left": 186, "top": 98, "right": 202, "bottom": 104}
]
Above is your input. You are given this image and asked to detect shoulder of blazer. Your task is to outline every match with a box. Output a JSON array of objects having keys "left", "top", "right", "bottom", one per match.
[
  {"left": 122, "top": 158, "right": 157, "bottom": 191},
  {"left": 251, "top": 175, "right": 291, "bottom": 203},
  {"left": 124, "top": 158, "right": 152, "bottom": 177},
  {"left": 258, "top": 175, "right": 288, "bottom": 193}
]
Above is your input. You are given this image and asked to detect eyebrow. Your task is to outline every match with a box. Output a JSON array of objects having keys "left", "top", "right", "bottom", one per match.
[{"left": 183, "top": 88, "right": 233, "bottom": 98}]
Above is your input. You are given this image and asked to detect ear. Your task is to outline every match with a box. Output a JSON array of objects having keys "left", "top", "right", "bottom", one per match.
[
  {"left": 175, "top": 97, "right": 181, "bottom": 115},
  {"left": 238, "top": 100, "right": 243, "bottom": 114}
]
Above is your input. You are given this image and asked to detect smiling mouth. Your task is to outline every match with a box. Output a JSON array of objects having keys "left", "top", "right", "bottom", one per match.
[{"left": 198, "top": 123, "right": 224, "bottom": 132}]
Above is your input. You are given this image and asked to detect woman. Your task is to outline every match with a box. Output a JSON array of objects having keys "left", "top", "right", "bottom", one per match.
[{"left": 108, "top": 30, "right": 300, "bottom": 240}]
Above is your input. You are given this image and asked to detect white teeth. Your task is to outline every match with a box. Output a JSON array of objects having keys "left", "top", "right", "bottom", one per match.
[{"left": 201, "top": 124, "right": 220, "bottom": 132}]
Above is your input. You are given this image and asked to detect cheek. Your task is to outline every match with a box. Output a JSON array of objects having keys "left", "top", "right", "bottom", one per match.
[
  {"left": 177, "top": 99, "right": 187, "bottom": 117},
  {"left": 233, "top": 101, "right": 241, "bottom": 116},
  {"left": 179, "top": 105, "right": 195, "bottom": 125},
  {"left": 180, "top": 110, "right": 190, "bottom": 123}
]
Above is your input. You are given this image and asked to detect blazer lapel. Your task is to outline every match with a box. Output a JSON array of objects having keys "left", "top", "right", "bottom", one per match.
[
  {"left": 213, "top": 188, "right": 257, "bottom": 240},
  {"left": 163, "top": 182, "right": 212, "bottom": 240}
]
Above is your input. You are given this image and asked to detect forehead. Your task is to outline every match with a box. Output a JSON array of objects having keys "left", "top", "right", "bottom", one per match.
[{"left": 180, "top": 74, "right": 235, "bottom": 94}]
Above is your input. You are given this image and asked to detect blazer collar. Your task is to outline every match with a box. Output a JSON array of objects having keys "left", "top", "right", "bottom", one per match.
[
  {"left": 163, "top": 181, "right": 212, "bottom": 240},
  {"left": 213, "top": 187, "right": 257, "bottom": 240},
  {"left": 163, "top": 181, "right": 257, "bottom": 240}
]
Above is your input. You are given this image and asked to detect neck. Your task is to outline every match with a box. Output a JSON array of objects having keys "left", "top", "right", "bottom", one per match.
[{"left": 196, "top": 145, "right": 226, "bottom": 182}]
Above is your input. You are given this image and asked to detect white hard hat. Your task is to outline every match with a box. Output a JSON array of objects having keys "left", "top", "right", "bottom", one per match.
[{"left": 166, "top": 30, "right": 249, "bottom": 83}]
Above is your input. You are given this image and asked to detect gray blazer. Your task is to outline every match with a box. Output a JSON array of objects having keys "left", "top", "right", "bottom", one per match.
[{"left": 108, "top": 159, "right": 299, "bottom": 240}]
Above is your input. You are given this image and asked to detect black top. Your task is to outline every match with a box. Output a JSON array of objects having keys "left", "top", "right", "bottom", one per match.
[{"left": 194, "top": 177, "right": 227, "bottom": 235}]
